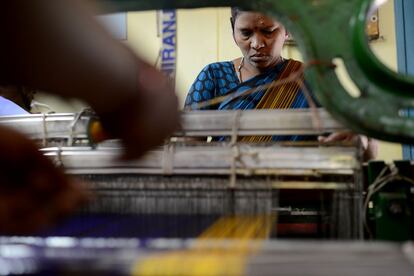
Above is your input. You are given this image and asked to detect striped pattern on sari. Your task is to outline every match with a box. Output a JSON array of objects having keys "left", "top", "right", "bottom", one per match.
[{"left": 242, "top": 60, "right": 304, "bottom": 142}]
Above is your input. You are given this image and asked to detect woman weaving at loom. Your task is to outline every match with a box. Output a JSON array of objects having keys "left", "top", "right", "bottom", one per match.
[{"left": 185, "top": 7, "right": 377, "bottom": 159}]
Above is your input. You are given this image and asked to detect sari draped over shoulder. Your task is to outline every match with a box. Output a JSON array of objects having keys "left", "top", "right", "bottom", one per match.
[
  {"left": 185, "top": 59, "right": 316, "bottom": 142},
  {"left": 218, "top": 59, "right": 305, "bottom": 112}
]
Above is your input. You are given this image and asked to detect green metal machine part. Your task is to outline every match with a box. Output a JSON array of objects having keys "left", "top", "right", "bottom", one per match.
[
  {"left": 96, "top": 0, "right": 414, "bottom": 144},
  {"left": 367, "top": 161, "right": 413, "bottom": 241}
]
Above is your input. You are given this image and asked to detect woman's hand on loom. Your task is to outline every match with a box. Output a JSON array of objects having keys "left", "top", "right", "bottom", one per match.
[
  {"left": 318, "top": 131, "right": 378, "bottom": 161},
  {"left": 317, "top": 131, "right": 358, "bottom": 144},
  {"left": 0, "top": 126, "right": 88, "bottom": 234}
]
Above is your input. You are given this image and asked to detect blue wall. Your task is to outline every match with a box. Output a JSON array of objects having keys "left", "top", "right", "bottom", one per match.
[{"left": 395, "top": 0, "right": 414, "bottom": 159}]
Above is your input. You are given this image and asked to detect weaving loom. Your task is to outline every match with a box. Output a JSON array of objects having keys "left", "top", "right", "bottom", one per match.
[
  {"left": 0, "top": 109, "right": 369, "bottom": 274},
  {"left": 1, "top": 108, "right": 362, "bottom": 240}
]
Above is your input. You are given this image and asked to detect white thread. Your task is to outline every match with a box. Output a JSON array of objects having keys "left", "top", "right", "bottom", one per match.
[
  {"left": 229, "top": 110, "right": 242, "bottom": 188},
  {"left": 69, "top": 108, "right": 92, "bottom": 146},
  {"left": 42, "top": 113, "right": 47, "bottom": 147},
  {"left": 162, "top": 143, "right": 175, "bottom": 175}
]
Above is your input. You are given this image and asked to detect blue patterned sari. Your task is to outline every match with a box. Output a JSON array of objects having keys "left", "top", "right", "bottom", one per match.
[{"left": 185, "top": 59, "right": 317, "bottom": 142}]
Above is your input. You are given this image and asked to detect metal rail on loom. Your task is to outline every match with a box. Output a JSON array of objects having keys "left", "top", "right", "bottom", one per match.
[
  {"left": 0, "top": 108, "right": 345, "bottom": 146},
  {"left": 1, "top": 238, "right": 413, "bottom": 275},
  {"left": 94, "top": 0, "right": 414, "bottom": 144},
  {"left": 42, "top": 144, "right": 359, "bottom": 178}
]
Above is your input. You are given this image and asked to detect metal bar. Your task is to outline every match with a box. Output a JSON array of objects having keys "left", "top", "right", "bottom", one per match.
[
  {"left": 0, "top": 113, "right": 90, "bottom": 145},
  {"left": 270, "top": 181, "right": 354, "bottom": 190},
  {"left": 0, "top": 238, "right": 413, "bottom": 275},
  {"left": 179, "top": 109, "right": 345, "bottom": 136},
  {"left": 42, "top": 143, "right": 359, "bottom": 176},
  {"left": 0, "top": 109, "right": 345, "bottom": 146}
]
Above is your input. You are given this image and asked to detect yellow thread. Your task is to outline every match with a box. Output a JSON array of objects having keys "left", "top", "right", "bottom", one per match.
[
  {"left": 132, "top": 215, "right": 276, "bottom": 276},
  {"left": 240, "top": 60, "right": 303, "bottom": 143}
]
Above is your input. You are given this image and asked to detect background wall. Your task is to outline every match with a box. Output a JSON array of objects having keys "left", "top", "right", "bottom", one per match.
[
  {"left": 36, "top": 3, "right": 403, "bottom": 162},
  {"left": 370, "top": 0, "right": 403, "bottom": 161}
]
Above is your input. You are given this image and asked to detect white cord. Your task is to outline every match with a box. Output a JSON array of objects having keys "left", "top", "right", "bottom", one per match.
[
  {"left": 31, "top": 100, "right": 54, "bottom": 113},
  {"left": 363, "top": 164, "right": 414, "bottom": 238}
]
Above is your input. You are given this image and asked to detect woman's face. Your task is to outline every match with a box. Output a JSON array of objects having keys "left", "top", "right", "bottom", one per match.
[{"left": 233, "top": 12, "right": 287, "bottom": 71}]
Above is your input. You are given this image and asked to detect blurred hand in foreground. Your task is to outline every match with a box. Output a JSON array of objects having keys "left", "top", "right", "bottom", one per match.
[{"left": 0, "top": 126, "right": 88, "bottom": 234}]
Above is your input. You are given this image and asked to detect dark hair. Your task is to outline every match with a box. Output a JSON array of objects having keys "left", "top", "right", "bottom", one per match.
[
  {"left": 230, "top": 7, "right": 244, "bottom": 33},
  {"left": 231, "top": 7, "right": 243, "bottom": 21},
  {"left": 230, "top": 8, "right": 285, "bottom": 35},
  {"left": 19, "top": 87, "right": 35, "bottom": 111}
]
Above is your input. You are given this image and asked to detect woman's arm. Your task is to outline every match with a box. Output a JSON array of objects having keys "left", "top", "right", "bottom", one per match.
[{"left": 318, "top": 132, "right": 378, "bottom": 161}]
